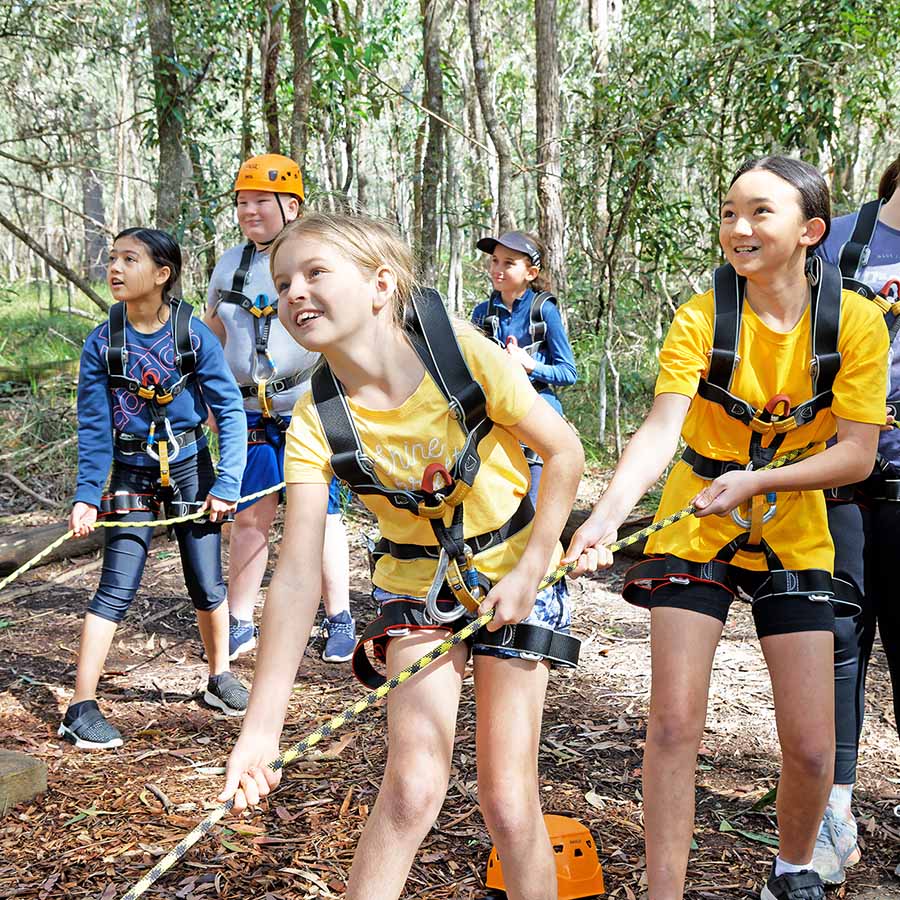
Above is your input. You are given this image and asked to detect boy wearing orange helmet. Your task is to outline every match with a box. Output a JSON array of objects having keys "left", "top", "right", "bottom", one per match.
[{"left": 204, "top": 154, "right": 355, "bottom": 665}]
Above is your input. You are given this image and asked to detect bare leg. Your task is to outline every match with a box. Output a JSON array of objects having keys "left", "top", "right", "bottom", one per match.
[
  {"left": 321, "top": 512, "right": 350, "bottom": 618},
  {"left": 643, "top": 607, "right": 723, "bottom": 900},
  {"left": 346, "top": 630, "right": 466, "bottom": 900},
  {"left": 196, "top": 602, "right": 231, "bottom": 676},
  {"left": 474, "top": 654, "right": 554, "bottom": 900},
  {"left": 762, "top": 630, "right": 835, "bottom": 865},
  {"left": 72, "top": 612, "right": 119, "bottom": 703},
  {"left": 226, "top": 494, "right": 278, "bottom": 622}
]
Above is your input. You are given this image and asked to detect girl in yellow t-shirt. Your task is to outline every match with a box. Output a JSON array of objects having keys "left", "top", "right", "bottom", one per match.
[
  {"left": 217, "top": 213, "right": 584, "bottom": 900},
  {"left": 566, "top": 156, "right": 888, "bottom": 900}
]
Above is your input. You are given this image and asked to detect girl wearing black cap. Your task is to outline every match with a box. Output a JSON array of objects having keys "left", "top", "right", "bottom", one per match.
[{"left": 472, "top": 231, "right": 577, "bottom": 504}]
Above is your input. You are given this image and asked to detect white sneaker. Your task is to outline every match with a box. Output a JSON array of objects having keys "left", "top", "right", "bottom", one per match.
[{"left": 811, "top": 806, "right": 861, "bottom": 885}]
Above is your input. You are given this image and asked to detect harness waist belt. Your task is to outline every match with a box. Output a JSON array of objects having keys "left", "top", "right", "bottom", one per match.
[
  {"left": 114, "top": 425, "right": 205, "bottom": 456},
  {"left": 239, "top": 370, "right": 305, "bottom": 400},
  {"left": 372, "top": 495, "right": 534, "bottom": 561},
  {"left": 681, "top": 444, "right": 807, "bottom": 480},
  {"left": 351, "top": 595, "right": 578, "bottom": 689}
]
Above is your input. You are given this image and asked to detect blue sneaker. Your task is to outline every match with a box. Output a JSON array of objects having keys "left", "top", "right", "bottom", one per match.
[
  {"left": 229, "top": 616, "right": 257, "bottom": 661},
  {"left": 322, "top": 611, "right": 356, "bottom": 663}
]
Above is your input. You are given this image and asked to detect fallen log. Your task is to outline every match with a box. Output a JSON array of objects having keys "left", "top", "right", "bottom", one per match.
[
  {"left": 0, "top": 521, "right": 166, "bottom": 576},
  {"left": 560, "top": 502, "right": 654, "bottom": 559}
]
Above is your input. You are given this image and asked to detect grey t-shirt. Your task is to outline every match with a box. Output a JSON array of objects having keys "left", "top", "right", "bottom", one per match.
[
  {"left": 820, "top": 208, "right": 900, "bottom": 462},
  {"left": 208, "top": 243, "right": 318, "bottom": 415}
]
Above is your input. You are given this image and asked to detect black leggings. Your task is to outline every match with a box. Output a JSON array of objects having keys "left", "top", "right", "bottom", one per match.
[
  {"left": 829, "top": 499, "right": 900, "bottom": 783},
  {"left": 87, "top": 449, "right": 226, "bottom": 624}
]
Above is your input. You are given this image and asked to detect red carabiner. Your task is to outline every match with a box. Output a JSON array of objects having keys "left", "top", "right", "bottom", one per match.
[
  {"left": 764, "top": 393, "right": 792, "bottom": 418},
  {"left": 421, "top": 462, "right": 453, "bottom": 494},
  {"left": 505, "top": 335, "right": 518, "bottom": 348}
]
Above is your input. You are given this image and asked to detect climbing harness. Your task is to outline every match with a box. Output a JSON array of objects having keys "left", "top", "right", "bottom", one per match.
[
  {"left": 486, "top": 814, "right": 605, "bottom": 900},
  {"left": 105, "top": 298, "right": 206, "bottom": 520},
  {"left": 480, "top": 289, "right": 559, "bottom": 355},
  {"left": 311, "top": 288, "right": 577, "bottom": 682},
  {"left": 114, "top": 510, "right": 694, "bottom": 900}
]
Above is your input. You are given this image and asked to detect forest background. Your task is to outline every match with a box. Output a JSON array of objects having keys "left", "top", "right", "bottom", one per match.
[{"left": 1, "top": 0, "right": 899, "bottom": 467}]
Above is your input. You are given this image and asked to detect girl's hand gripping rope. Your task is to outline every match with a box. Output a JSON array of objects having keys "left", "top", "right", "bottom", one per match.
[
  {"left": 69, "top": 502, "right": 98, "bottom": 538},
  {"left": 691, "top": 469, "right": 761, "bottom": 518},
  {"left": 219, "top": 731, "right": 282, "bottom": 813},
  {"left": 477, "top": 558, "right": 544, "bottom": 631},
  {"left": 562, "top": 516, "right": 618, "bottom": 577},
  {"left": 199, "top": 493, "right": 238, "bottom": 524}
]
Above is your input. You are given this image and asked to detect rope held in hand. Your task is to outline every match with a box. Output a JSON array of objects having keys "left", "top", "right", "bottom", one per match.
[{"left": 0, "top": 482, "right": 287, "bottom": 593}]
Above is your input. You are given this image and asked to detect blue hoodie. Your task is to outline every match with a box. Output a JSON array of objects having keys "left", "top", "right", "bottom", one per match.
[{"left": 74, "top": 303, "right": 247, "bottom": 508}]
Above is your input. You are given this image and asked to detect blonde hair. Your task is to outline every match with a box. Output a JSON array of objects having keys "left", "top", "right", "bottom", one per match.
[{"left": 270, "top": 213, "right": 418, "bottom": 329}]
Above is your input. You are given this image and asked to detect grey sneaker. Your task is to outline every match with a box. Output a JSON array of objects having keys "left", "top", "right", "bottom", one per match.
[
  {"left": 58, "top": 701, "right": 124, "bottom": 750},
  {"left": 811, "top": 806, "right": 861, "bottom": 885},
  {"left": 203, "top": 673, "right": 249, "bottom": 716}
]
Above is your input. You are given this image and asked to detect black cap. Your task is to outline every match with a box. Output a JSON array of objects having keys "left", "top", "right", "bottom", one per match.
[{"left": 476, "top": 231, "right": 542, "bottom": 267}]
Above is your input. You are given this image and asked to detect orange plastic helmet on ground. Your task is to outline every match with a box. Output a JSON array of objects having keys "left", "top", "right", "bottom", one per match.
[
  {"left": 233, "top": 153, "right": 304, "bottom": 203},
  {"left": 485, "top": 814, "right": 605, "bottom": 899}
]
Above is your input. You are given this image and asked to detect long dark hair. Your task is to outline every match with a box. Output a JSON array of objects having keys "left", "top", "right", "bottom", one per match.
[
  {"left": 729, "top": 156, "right": 831, "bottom": 252},
  {"left": 114, "top": 227, "right": 182, "bottom": 300},
  {"left": 878, "top": 155, "right": 900, "bottom": 201}
]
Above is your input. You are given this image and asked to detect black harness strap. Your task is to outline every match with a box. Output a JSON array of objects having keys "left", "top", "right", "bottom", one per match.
[
  {"left": 238, "top": 370, "right": 304, "bottom": 401},
  {"left": 479, "top": 290, "right": 557, "bottom": 355},
  {"left": 696, "top": 259, "right": 842, "bottom": 467},
  {"left": 105, "top": 299, "right": 196, "bottom": 402},
  {"left": 838, "top": 199, "right": 883, "bottom": 299},
  {"left": 372, "top": 495, "right": 534, "bottom": 561},
  {"left": 218, "top": 242, "right": 258, "bottom": 313},
  {"left": 113, "top": 425, "right": 204, "bottom": 456},
  {"left": 623, "top": 553, "right": 854, "bottom": 614},
  {"left": 351, "top": 596, "right": 579, "bottom": 689},
  {"left": 312, "top": 288, "right": 493, "bottom": 517}
]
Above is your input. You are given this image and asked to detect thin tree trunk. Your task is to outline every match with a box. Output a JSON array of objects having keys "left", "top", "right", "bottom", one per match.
[
  {"left": 288, "top": 0, "right": 311, "bottom": 168},
  {"left": 81, "top": 104, "right": 107, "bottom": 281},
  {"left": 419, "top": 0, "right": 445, "bottom": 285},
  {"left": 534, "top": 0, "right": 567, "bottom": 293},
  {"left": 412, "top": 119, "right": 427, "bottom": 250},
  {"left": 188, "top": 141, "right": 218, "bottom": 279},
  {"left": 467, "top": 0, "right": 515, "bottom": 231},
  {"left": 241, "top": 43, "right": 254, "bottom": 161},
  {"left": 144, "top": 0, "right": 184, "bottom": 229},
  {"left": 260, "top": 0, "right": 283, "bottom": 154},
  {"left": 0, "top": 210, "right": 109, "bottom": 312}
]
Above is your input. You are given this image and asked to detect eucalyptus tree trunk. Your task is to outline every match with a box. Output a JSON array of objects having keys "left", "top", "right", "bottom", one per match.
[
  {"left": 144, "top": 0, "right": 184, "bottom": 229},
  {"left": 534, "top": 0, "right": 567, "bottom": 293},
  {"left": 240, "top": 43, "right": 254, "bottom": 161},
  {"left": 81, "top": 104, "right": 107, "bottom": 281},
  {"left": 261, "top": 0, "right": 283, "bottom": 154},
  {"left": 289, "top": 0, "right": 311, "bottom": 169},
  {"left": 420, "top": 0, "right": 445, "bottom": 285},
  {"left": 467, "top": 0, "right": 515, "bottom": 232}
]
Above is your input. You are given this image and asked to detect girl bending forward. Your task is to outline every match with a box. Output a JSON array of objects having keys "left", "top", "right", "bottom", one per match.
[{"left": 219, "top": 214, "right": 584, "bottom": 900}]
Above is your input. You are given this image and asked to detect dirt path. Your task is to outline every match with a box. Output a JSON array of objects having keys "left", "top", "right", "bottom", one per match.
[{"left": 0, "top": 513, "right": 898, "bottom": 899}]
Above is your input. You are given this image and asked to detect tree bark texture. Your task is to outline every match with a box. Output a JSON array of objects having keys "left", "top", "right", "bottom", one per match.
[
  {"left": 288, "top": 0, "right": 311, "bottom": 169},
  {"left": 261, "top": 0, "right": 283, "bottom": 155},
  {"left": 534, "top": 0, "right": 567, "bottom": 294},
  {"left": 81, "top": 105, "right": 107, "bottom": 281},
  {"left": 144, "top": 0, "right": 184, "bottom": 230},
  {"left": 419, "top": 0, "right": 444, "bottom": 286},
  {"left": 467, "top": 0, "right": 515, "bottom": 232},
  {"left": 241, "top": 42, "right": 254, "bottom": 161}
]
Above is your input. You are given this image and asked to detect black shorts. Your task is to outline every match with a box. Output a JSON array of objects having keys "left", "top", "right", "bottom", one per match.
[{"left": 644, "top": 563, "right": 835, "bottom": 638}]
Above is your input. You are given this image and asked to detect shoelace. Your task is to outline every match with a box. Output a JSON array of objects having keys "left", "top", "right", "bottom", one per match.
[{"left": 326, "top": 617, "right": 354, "bottom": 638}]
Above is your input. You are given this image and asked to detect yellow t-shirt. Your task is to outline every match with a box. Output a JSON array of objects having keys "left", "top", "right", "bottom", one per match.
[
  {"left": 284, "top": 329, "right": 563, "bottom": 596},
  {"left": 645, "top": 287, "right": 888, "bottom": 571}
]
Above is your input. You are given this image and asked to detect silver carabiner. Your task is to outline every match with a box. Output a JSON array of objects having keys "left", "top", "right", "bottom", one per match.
[
  {"left": 250, "top": 350, "right": 278, "bottom": 386},
  {"left": 144, "top": 418, "right": 180, "bottom": 463},
  {"left": 730, "top": 498, "right": 777, "bottom": 529},
  {"left": 423, "top": 550, "right": 466, "bottom": 624}
]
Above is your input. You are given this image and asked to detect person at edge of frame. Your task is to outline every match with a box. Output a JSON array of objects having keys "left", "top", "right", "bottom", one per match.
[
  {"left": 60, "top": 227, "right": 249, "bottom": 750},
  {"left": 810, "top": 152, "right": 900, "bottom": 885},
  {"left": 471, "top": 230, "right": 577, "bottom": 507},
  {"left": 204, "top": 154, "right": 355, "bottom": 665},
  {"left": 565, "top": 156, "right": 889, "bottom": 900},
  {"left": 217, "top": 213, "right": 584, "bottom": 900}
]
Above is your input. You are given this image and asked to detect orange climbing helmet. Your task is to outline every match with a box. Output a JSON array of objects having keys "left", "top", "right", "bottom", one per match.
[
  {"left": 233, "top": 153, "right": 305, "bottom": 202},
  {"left": 486, "top": 814, "right": 605, "bottom": 899}
]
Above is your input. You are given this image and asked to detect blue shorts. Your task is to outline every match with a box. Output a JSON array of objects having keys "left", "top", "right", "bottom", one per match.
[
  {"left": 239, "top": 412, "right": 342, "bottom": 515},
  {"left": 371, "top": 578, "right": 571, "bottom": 663}
]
